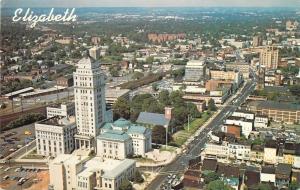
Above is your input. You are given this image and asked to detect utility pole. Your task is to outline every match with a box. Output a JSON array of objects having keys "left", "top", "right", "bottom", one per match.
[
  {"left": 165, "top": 126, "right": 168, "bottom": 149},
  {"left": 188, "top": 115, "right": 190, "bottom": 132}
]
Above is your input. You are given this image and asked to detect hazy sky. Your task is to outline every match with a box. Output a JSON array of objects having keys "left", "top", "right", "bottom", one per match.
[{"left": 2, "top": 0, "right": 300, "bottom": 8}]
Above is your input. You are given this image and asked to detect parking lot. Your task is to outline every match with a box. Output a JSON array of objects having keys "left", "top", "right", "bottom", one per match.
[
  {"left": 0, "top": 123, "right": 35, "bottom": 159},
  {"left": 0, "top": 165, "right": 48, "bottom": 190}
]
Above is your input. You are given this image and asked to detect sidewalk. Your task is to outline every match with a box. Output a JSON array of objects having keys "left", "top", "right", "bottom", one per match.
[{"left": 136, "top": 148, "right": 179, "bottom": 167}]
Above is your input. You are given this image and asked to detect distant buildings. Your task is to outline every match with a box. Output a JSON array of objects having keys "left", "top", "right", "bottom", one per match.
[
  {"left": 286, "top": 20, "right": 299, "bottom": 31},
  {"left": 105, "top": 87, "right": 130, "bottom": 109},
  {"left": 225, "top": 61, "right": 250, "bottom": 79},
  {"left": 253, "top": 35, "right": 263, "bottom": 47},
  {"left": 46, "top": 102, "right": 75, "bottom": 118},
  {"left": 247, "top": 100, "right": 300, "bottom": 124},
  {"left": 49, "top": 153, "right": 136, "bottom": 190},
  {"left": 89, "top": 46, "right": 100, "bottom": 60},
  {"left": 73, "top": 57, "right": 106, "bottom": 151},
  {"left": 259, "top": 46, "right": 279, "bottom": 70},
  {"left": 184, "top": 59, "right": 206, "bottom": 82},
  {"left": 56, "top": 75, "right": 74, "bottom": 87},
  {"left": 147, "top": 33, "right": 186, "bottom": 43},
  {"left": 35, "top": 116, "right": 76, "bottom": 157},
  {"left": 210, "top": 70, "right": 243, "bottom": 87}
]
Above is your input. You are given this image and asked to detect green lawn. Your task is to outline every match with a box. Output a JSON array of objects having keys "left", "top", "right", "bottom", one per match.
[{"left": 172, "top": 111, "right": 213, "bottom": 146}]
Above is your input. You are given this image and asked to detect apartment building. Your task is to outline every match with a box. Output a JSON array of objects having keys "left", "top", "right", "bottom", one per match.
[
  {"left": 89, "top": 46, "right": 100, "bottom": 60},
  {"left": 247, "top": 100, "right": 300, "bottom": 124},
  {"left": 204, "top": 142, "right": 229, "bottom": 159},
  {"left": 254, "top": 115, "right": 269, "bottom": 128},
  {"left": 225, "top": 62, "right": 250, "bottom": 79},
  {"left": 35, "top": 116, "right": 76, "bottom": 157},
  {"left": 232, "top": 110, "right": 255, "bottom": 120},
  {"left": 264, "top": 140, "right": 278, "bottom": 164},
  {"left": 210, "top": 70, "right": 243, "bottom": 87},
  {"left": 185, "top": 59, "right": 206, "bottom": 82},
  {"left": 259, "top": 46, "right": 279, "bottom": 70}
]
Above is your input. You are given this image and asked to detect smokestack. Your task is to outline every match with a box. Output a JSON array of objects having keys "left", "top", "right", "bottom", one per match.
[{"left": 164, "top": 107, "right": 173, "bottom": 120}]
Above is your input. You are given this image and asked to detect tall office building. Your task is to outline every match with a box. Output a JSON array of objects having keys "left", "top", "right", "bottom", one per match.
[
  {"left": 253, "top": 35, "right": 263, "bottom": 47},
  {"left": 184, "top": 59, "right": 206, "bottom": 82},
  {"left": 259, "top": 46, "right": 279, "bottom": 70},
  {"left": 89, "top": 46, "right": 100, "bottom": 60},
  {"left": 74, "top": 56, "right": 106, "bottom": 151}
]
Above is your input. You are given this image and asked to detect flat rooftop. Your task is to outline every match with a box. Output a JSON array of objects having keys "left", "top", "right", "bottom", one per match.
[{"left": 37, "top": 116, "right": 75, "bottom": 126}]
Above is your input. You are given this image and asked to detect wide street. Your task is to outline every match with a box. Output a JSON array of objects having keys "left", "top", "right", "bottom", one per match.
[{"left": 146, "top": 79, "right": 256, "bottom": 190}]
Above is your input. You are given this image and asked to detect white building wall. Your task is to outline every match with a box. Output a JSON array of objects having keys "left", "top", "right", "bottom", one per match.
[
  {"left": 225, "top": 119, "right": 253, "bottom": 138},
  {"left": 293, "top": 156, "right": 300, "bottom": 169},
  {"left": 35, "top": 123, "right": 76, "bottom": 157},
  {"left": 96, "top": 139, "right": 132, "bottom": 159},
  {"left": 74, "top": 58, "right": 106, "bottom": 138},
  {"left": 264, "top": 148, "right": 277, "bottom": 164},
  {"left": 261, "top": 173, "right": 276, "bottom": 183}
]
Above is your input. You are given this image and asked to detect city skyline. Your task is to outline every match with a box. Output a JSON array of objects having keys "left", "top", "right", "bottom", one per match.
[{"left": 2, "top": 0, "right": 300, "bottom": 8}]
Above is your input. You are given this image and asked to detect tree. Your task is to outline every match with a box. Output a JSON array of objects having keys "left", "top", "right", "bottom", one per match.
[
  {"left": 256, "top": 183, "right": 272, "bottom": 190},
  {"left": 152, "top": 83, "right": 159, "bottom": 91},
  {"left": 109, "top": 65, "right": 121, "bottom": 77},
  {"left": 170, "top": 91, "right": 184, "bottom": 107},
  {"left": 204, "top": 172, "right": 220, "bottom": 184},
  {"left": 152, "top": 125, "right": 168, "bottom": 144},
  {"left": 134, "top": 170, "right": 144, "bottom": 183},
  {"left": 289, "top": 181, "right": 300, "bottom": 190},
  {"left": 208, "top": 99, "right": 217, "bottom": 111},
  {"left": 119, "top": 179, "right": 132, "bottom": 190},
  {"left": 171, "top": 68, "right": 185, "bottom": 80},
  {"left": 112, "top": 97, "right": 130, "bottom": 120},
  {"left": 207, "top": 180, "right": 233, "bottom": 190},
  {"left": 132, "top": 71, "right": 144, "bottom": 80},
  {"left": 158, "top": 90, "right": 171, "bottom": 106},
  {"left": 289, "top": 85, "right": 300, "bottom": 97},
  {"left": 146, "top": 56, "right": 154, "bottom": 64}
]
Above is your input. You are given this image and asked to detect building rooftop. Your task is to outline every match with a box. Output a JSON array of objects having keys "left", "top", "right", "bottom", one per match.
[
  {"left": 261, "top": 166, "right": 275, "bottom": 174},
  {"left": 37, "top": 116, "right": 75, "bottom": 126},
  {"left": 217, "top": 163, "right": 239, "bottom": 178},
  {"left": 226, "top": 116, "right": 253, "bottom": 122},
  {"left": 113, "top": 118, "right": 131, "bottom": 128},
  {"left": 105, "top": 88, "right": 130, "bottom": 99},
  {"left": 244, "top": 170, "right": 260, "bottom": 188},
  {"left": 97, "top": 130, "right": 131, "bottom": 142},
  {"left": 265, "top": 140, "right": 278, "bottom": 149},
  {"left": 251, "top": 145, "right": 264, "bottom": 152},
  {"left": 202, "top": 159, "right": 217, "bottom": 172},
  {"left": 136, "top": 112, "right": 170, "bottom": 126},
  {"left": 102, "top": 159, "right": 136, "bottom": 179},
  {"left": 276, "top": 163, "right": 292, "bottom": 177},
  {"left": 127, "top": 125, "right": 149, "bottom": 135},
  {"left": 249, "top": 100, "right": 300, "bottom": 111},
  {"left": 184, "top": 170, "right": 201, "bottom": 177}
]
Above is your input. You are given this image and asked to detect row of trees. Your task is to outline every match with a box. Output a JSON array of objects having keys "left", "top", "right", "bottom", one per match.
[
  {"left": 4, "top": 113, "right": 46, "bottom": 131},
  {"left": 119, "top": 170, "right": 144, "bottom": 190},
  {"left": 0, "top": 79, "right": 32, "bottom": 95},
  {"left": 113, "top": 90, "right": 202, "bottom": 125},
  {"left": 112, "top": 90, "right": 207, "bottom": 145}
]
